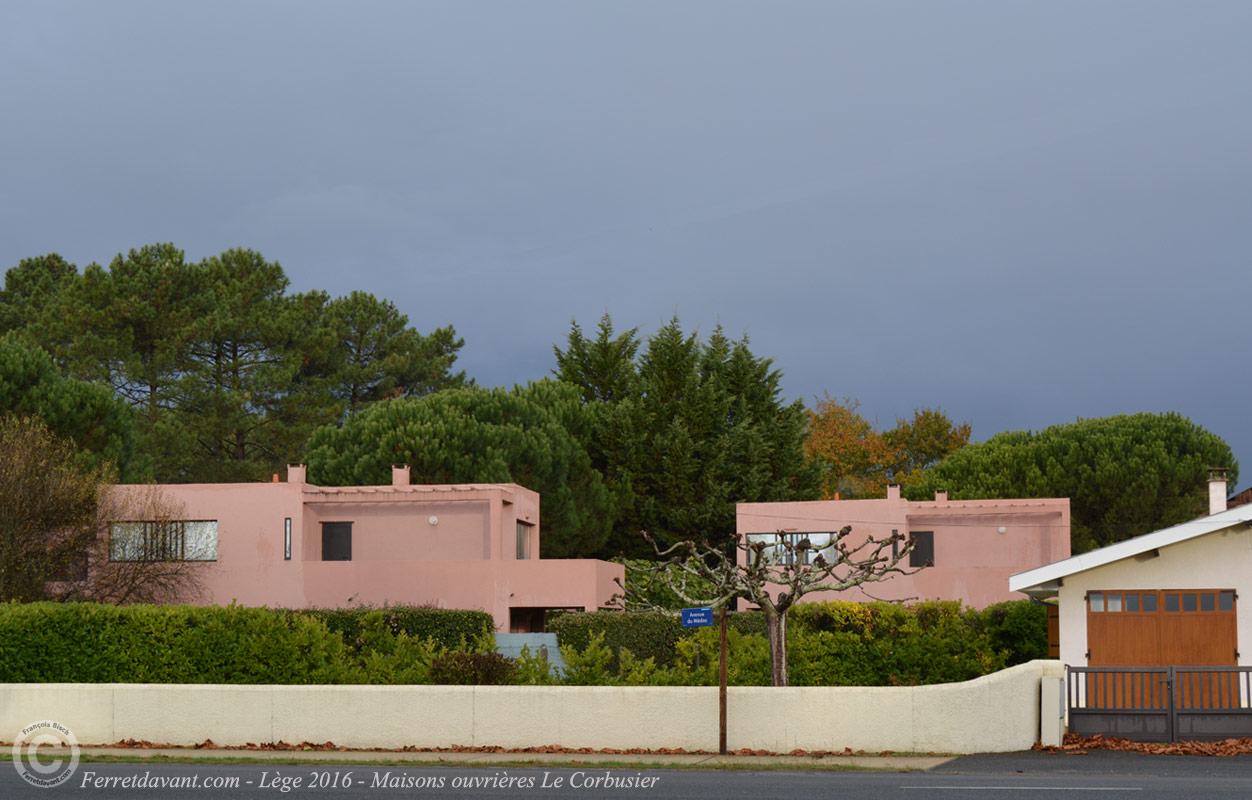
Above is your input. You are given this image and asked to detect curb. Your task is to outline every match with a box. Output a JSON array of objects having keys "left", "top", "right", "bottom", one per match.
[{"left": 75, "top": 747, "right": 955, "bottom": 771}]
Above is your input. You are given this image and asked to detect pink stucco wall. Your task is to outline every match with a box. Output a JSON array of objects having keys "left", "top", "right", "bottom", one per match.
[
  {"left": 737, "top": 490, "right": 1070, "bottom": 609},
  {"left": 108, "top": 467, "right": 621, "bottom": 631}
]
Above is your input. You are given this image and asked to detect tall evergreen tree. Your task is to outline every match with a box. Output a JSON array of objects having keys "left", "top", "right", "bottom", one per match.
[
  {"left": 323, "top": 291, "right": 468, "bottom": 415},
  {"left": 0, "top": 253, "right": 78, "bottom": 337},
  {"left": 553, "top": 315, "right": 640, "bottom": 405},
  {"left": 1, "top": 245, "right": 471, "bottom": 483},
  {"left": 67, "top": 245, "right": 202, "bottom": 479},
  {"left": 554, "top": 314, "right": 820, "bottom": 557},
  {"left": 180, "top": 249, "right": 302, "bottom": 481},
  {"left": 0, "top": 334, "right": 138, "bottom": 480}
]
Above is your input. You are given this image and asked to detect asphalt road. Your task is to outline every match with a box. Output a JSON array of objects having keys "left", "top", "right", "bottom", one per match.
[
  {"left": 938, "top": 750, "right": 1252, "bottom": 779},
  {"left": 4, "top": 753, "right": 1251, "bottom": 800}
]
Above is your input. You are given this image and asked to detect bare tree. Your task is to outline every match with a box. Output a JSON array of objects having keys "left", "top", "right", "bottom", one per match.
[
  {"left": 617, "top": 527, "right": 917, "bottom": 686},
  {"left": 0, "top": 416, "right": 100, "bottom": 601},
  {"left": 60, "top": 485, "right": 206, "bottom": 605},
  {"left": 0, "top": 415, "right": 203, "bottom": 605}
]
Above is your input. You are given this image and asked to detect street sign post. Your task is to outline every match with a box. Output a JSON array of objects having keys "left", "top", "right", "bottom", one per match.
[
  {"left": 718, "top": 605, "right": 727, "bottom": 755},
  {"left": 682, "top": 606, "right": 728, "bottom": 754}
]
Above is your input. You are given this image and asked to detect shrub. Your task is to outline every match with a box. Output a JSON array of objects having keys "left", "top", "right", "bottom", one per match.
[
  {"left": 550, "top": 610, "right": 683, "bottom": 668},
  {"left": 559, "top": 631, "right": 616, "bottom": 685},
  {"left": 511, "top": 645, "right": 558, "bottom": 685},
  {"left": 351, "top": 612, "right": 440, "bottom": 685},
  {"left": 0, "top": 602, "right": 355, "bottom": 684},
  {"left": 977, "top": 599, "right": 1049, "bottom": 663},
  {"left": 787, "top": 600, "right": 1006, "bottom": 686},
  {"left": 671, "top": 626, "right": 772, "bottom": 686},
  {"left": 429, "top": 652, "right": 515, "bottom": 685},
  {"left": 290, "top": 605, "right": 493, "bottom": 652},
  {"left": 0, "top": 600, "right": 1047, "bottom": 687},
  {"left": 549, "top": 608, "right": 768, "bottom": 670}
]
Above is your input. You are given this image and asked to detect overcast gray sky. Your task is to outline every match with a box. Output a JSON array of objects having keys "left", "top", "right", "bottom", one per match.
[{"left": 3, "top": 1, "right": 1249, "bottom": 488}]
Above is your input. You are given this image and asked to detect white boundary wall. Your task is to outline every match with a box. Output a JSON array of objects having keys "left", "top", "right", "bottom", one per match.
[{"left": 0, "top": 661, "right": 1064, "bottom": 754}]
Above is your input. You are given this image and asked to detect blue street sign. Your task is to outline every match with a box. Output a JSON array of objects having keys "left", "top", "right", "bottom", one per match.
[{"left": 681, "top": 607, "right": 714, "bottom": 628}]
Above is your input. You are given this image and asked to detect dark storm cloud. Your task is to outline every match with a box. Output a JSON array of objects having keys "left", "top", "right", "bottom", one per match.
[{"left": 2, "top": 1, "right": 1250, "bottom": 483}]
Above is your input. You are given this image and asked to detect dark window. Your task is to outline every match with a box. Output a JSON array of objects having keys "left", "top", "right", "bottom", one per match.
[
  {"left": 1142, "top": 593, "right": 1157, "bottom": 612},
  {"left": 1125, "top": 593, "right": 1139, "bottom": 612},
  {"left": 1201, "top": 593, "right": 1215, "bottom": 612},
  {"left": 1164, "top": 593, "right": 1179, "bottom": 612},
  {"left": 321, "top": 522, "right": 352, "bottom": 561},
  {"left": 909, "top": 531, "right": 934, "bottom": 567},
  {"left": 1219, "top": 591, "right": 1235, "bottom": 612},
  {"left": 1182, "top": 593, "right": 1197, "bottom": 612}
]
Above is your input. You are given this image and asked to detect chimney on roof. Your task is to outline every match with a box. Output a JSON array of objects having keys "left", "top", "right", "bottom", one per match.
[
  {"left": 886, "top": 484, "right": 900, "bottom": 500},
  {"left": 935, "top": 490, "right": 948, "bottom": 502},
  {"left": 1208, "top": 467, "right": 1228, "bottom": 515},
  {"left": 392, "top": 464, "right": 411, "bottom": 487},
  {"left": 287, "top": 464, "right": 306, "bottom": 484}
]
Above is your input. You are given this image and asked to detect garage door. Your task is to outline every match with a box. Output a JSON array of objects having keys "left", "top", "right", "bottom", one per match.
[{"left": 1087, "top": 589, "right": 1237, "bottom": 667}]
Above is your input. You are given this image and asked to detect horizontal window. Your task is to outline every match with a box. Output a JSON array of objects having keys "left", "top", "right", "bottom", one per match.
[
  {"left": 745, "top": 532, "right": 838, "bottom": 566},
  {"left": 110, "top": 521, "right": 217, "bottom": 562},
  {"left": 1089, "top": 590, "right": 1233, "bottom": 613}
]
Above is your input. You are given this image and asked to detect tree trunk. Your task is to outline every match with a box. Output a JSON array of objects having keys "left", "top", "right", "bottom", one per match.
[{"left": 765, "top": 607, "right": 789, "bottom": 687}]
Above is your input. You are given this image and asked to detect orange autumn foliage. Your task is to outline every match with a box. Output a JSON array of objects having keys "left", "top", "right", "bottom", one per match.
[{"left": 804, "top": 395, "right": 971, "bottom": 500}]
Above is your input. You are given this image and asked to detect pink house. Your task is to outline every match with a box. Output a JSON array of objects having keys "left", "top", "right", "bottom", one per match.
[
  {"left": 108, "top": 465, "right": 622, "bottom": 632},
  {"left": 737, "top": 486, "right": 1070, "bottom": 608}
]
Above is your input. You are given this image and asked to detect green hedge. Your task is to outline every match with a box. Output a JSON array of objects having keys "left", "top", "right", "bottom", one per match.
[
  {"left": 550, "top": 600, "right": 1047, "bottom": 685},
  {"left": 978, "top": 599, "right": 1049, "bottom": 663},
  {"left": 286, "top": 606, "right": 494, "bottom": 652},
  {"left": 786, "top": 601, "right": 1003, "bottom": 686},
  {"left": 0, "top": 603, "right": 354, "bottom": 684},
  {"left": 0, "top": 600, "right": 1047, "bottom": 687},
  {"left": 0, "top": 603, "right": 494, "bottom": 684},
  {"left": 548, "top": 609, "right": 766, "bottom": 669}
]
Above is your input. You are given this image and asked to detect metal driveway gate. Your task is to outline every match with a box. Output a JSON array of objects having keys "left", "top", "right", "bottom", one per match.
[{"left": 1068, "top": 666, "right": 1252, "bottom": 742}]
